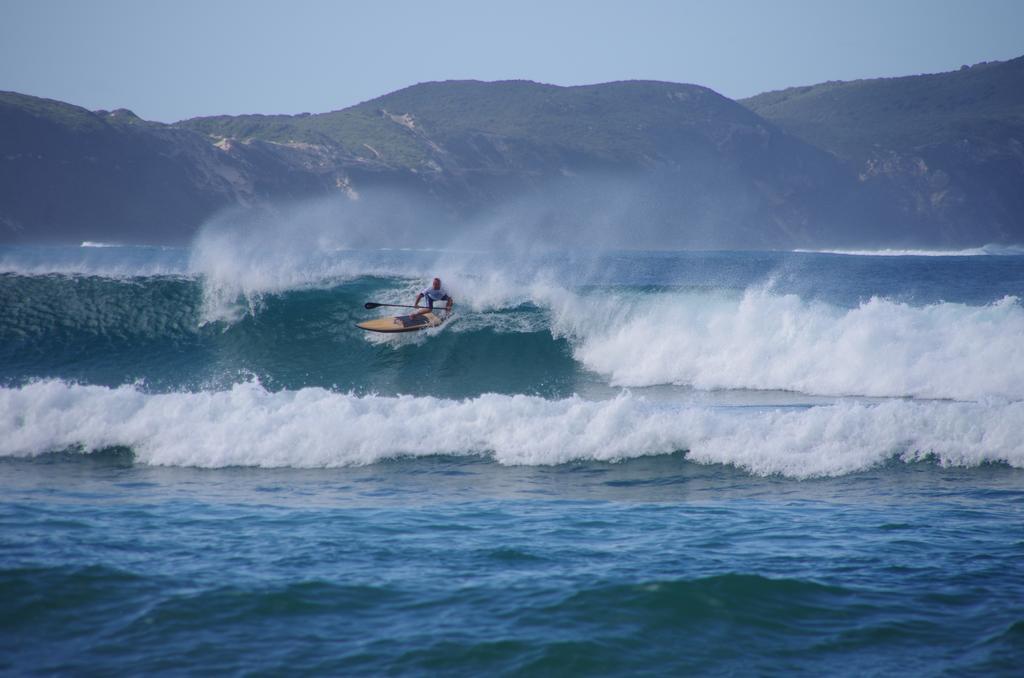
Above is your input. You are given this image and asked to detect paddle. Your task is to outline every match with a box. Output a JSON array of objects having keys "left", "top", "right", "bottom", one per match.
[
  {"left": 364, "top": 302, "right": 452, "bottom": 312},
  {"left": 364, "top": 302, "right": 422, "bottom": 310}
]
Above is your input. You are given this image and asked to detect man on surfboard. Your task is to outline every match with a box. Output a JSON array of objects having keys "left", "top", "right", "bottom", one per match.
[{"left": 413, "top": 278, "right": 454, "bottom": 316}]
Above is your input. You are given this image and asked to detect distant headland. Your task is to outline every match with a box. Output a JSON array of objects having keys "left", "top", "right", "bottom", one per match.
[{"left": 2, "top": 56, "right": 1022, "bottom": 248}]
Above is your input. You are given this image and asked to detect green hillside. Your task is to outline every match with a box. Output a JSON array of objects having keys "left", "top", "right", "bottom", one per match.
[
  {"left": 3, "top": 58, "right": 1024, "bottom": 247},
  {"left": 178, "top": 80, "right": 767, "bottom": 170},
  {"left": 742, "top": 57, "right": 1024, "bottom": 243},
  {"left": 742, "top": 57, "right": 1024, "bottom": 161}
]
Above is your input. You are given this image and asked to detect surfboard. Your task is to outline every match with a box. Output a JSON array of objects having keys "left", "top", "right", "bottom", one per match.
[{"left": 356, "top": 312, "right": 446, "bottom": 333}]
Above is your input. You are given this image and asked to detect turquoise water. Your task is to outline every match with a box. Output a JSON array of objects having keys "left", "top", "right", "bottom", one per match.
[{"left": 2, "top": 244, "right": 1024, "bottom": 674}]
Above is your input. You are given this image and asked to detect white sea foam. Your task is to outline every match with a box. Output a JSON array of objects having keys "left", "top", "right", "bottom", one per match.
[
  {"left": 540, "top": 287, "right": 1024, "bottom": 401},
  {"left": 187, "top": 206, "right": 440, "bottom": 322},
  {"left": 0, "top": 247, "right": 190, "bottom": 277},
  {"left": 1, "top": 381, "right": 1021, "bottom": 477},
  {"left": 188, "top": 235, "right": 413, "bottom": 323},
  {"left": 186, "top": 209, "right": 564, "bottom": 323},
  {"left": 367, "top": 267, "right": 1024, "bottom": 401},
  {"left": 794, "top": 244, "right": 1024, "bottom": 257},
  {"left": 77, "top": 241, "right": 180, "bottom": 249},
  {"left": 6, "top": 238, "right": 1021, "bottom": 402}
]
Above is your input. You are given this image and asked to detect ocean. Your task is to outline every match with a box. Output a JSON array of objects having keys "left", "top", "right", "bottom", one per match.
[{"left": 2, "top": 241, "right": 1023, "bottom": 675}]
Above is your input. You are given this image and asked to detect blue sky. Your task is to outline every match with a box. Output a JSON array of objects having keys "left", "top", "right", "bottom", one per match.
[{"left": 2, "top": 0, "right": 1022, "bottom": 122}]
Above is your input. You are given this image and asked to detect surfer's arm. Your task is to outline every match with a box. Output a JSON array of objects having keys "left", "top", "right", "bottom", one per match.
[{"left": 414, "top": 292, "right": 423, "bottom": 308}]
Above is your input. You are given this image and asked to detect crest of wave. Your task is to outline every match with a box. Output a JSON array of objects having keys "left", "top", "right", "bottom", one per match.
[
  {"left": 188, "top": 195, "right": 445, "bottom": 323},
  {"left": 2, "top": 380, "right": 1023, "bottom": 478},
  {"left": 554, "top": 286, "right": 1024, "bottom": 401}
]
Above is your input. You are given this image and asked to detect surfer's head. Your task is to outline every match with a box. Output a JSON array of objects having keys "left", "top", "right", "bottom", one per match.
[{"left": 432, "top": 277, "right": 441, "bottom": 289}]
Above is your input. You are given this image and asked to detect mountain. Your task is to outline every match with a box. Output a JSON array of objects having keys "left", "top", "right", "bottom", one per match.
[
  {"left": 742, "top": 57, "right": 1024, "bottom": 245},
  {"left": 0, "top": 92, "right": 341, "bottom": 243},
  {"left": 2, "top": 58, "right": 1022, "bottom": 247},
  {"left": 1, "top": 81, "right": 860, "bottom": 248},
  {"left": 178, "top": 80, "right": 870, "bottom": 248}
]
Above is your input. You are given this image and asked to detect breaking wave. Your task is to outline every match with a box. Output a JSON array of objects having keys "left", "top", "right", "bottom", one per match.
[
  {"left": 1, "top": 380, "right": 1022, "bottom": 477},
  {"left": 3, "top": 262, "right": 1024, "bottom": 401},
  {"left": 794, "top": 244, "right": 1024, "bottom": 257},
  {"left": 556, "top": 288, "right": 1024, "bottom": 400}
]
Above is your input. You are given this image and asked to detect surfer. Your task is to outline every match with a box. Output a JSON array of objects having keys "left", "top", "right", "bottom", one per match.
[{"left": 413, "top": 278, "right": 454, "bottom": 316}]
